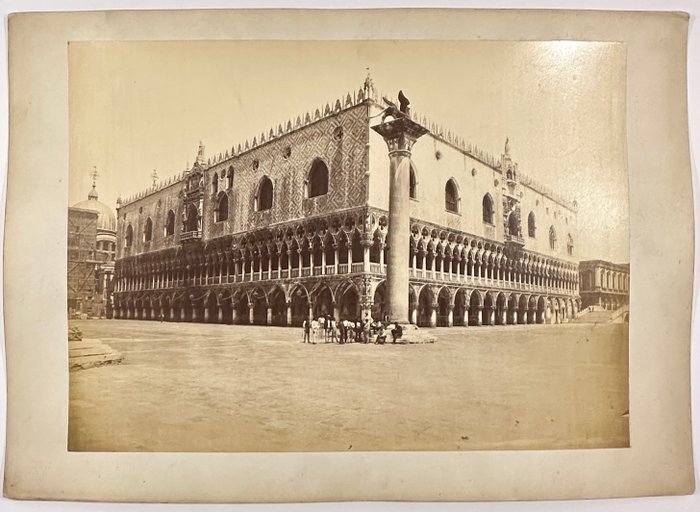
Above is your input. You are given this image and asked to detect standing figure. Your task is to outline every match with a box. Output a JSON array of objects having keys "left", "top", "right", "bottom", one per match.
[
  {"left": 354, "top": 320, "right": 362, "bottom": 343},
  {"left": 311, "top": 317, "right": 319, "bottom": 344},
  {"left": 302, "top": 317, "right": 311, "bottom": 343},
  {"left": 328, "top": 317, "right": 338, "bottom": 343},
  {"left": 338, "top": 320, "right": 346, "bottom": 344},
  {"left": 318, "top": 315, "right": 326, "bottom": 341}
]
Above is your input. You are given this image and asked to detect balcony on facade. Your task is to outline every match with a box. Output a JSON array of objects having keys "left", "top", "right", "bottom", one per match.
[
  {"left": 114, "top": 249, "right": 578, "bottom": 297},
  {"left": 180, "top": 229, "right": 202, "bottom": 242}
]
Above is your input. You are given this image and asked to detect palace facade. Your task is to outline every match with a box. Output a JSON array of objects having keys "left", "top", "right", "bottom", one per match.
[{"left": 113, "top": 80, "right": 581, "bottom": 327}]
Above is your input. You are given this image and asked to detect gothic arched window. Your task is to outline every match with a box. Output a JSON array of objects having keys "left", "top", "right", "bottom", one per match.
[
  {"left": 549, "top": 225, "right": 557, "bottom": 250},
  {"left": 216, "top": 193, "right": 229, "bottom": 222},
  {"left": 567, "top": 233, "right": 574, "bottom": 256},
  {"left": 144, "top": 217, "right": 153, "bottom": 242},
  {"left": 308, "top": 159, "right": 329, "bottom": 198},
  {"left": 409, "top": 166, "right": 417, "bottom": 199},
  {"left": 482, "top": 194, "right": 494, "bottom": 224},
  {"left": 508, "top": 212, "right": 519, "bottom": 236},
  {"left": 227, "top": 166, "right": 234, "bottom": 189},
  {"left": 165, "top": 210, "right": 175, "bottom": 236},
  {"left": 125, "top": 224, "right": 133, "bottom": 247},
  {"left": 186, "top": 204, "right": 199, "bottom": 232},
  {"left": 257, "top": 177, "right": 273, "bottom": 211},
  {"left": 445, "top": 179, "right": 459, "bottom": 213},
  {"left": 212, "top": 173, "right": 218, "bottom": 195},
  {"left": 528, "top": 211, "right": 536, "bottom": 238}
]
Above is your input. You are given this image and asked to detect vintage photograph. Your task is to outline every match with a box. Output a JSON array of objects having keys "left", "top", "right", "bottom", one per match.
[{"left": 66, "top": 40, "right": 630, "bottom": 452}]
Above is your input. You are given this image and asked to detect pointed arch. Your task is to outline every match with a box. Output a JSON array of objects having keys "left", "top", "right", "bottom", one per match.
[
  {"left": 227, "top": 166, "right": 234, "bottom": 189},
  {"left": 445, "top": 178, "right": 460, "bottom": 213},
  {"left": 215, "top": 192, "right": 229, "bottom": 222},
  {"left": 165, "top": 209, "right": 175, "bottom": 236},
  {"left": 186, "top": 203, "right": 199, "bottom": 232},
  {"left": 528, "top": 211, "right": 536, "bottom": 238},
  {"left": 482, "top": 193, "right": 494, "bottom": 224},
  {"left": 125, "top": 224, "right": 133, "bottom": 247},
  {"left": 256, "top": 176, "right": 273, "bottom": 211},
  {"left": 507, "top": 211, "right": 519, "bottom": 236},
  {"left": 143, "top": 217, "right": 153, "bottom": 242},
  {"left": 308, "top": 158, "right": 329, "bottom": 198}
]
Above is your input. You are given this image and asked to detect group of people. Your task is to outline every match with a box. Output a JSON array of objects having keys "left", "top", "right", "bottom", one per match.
[{"left": 301, "top": 314, "right": 404, "bottom": 345}]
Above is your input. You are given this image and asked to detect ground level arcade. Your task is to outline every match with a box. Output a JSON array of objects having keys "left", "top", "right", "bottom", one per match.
[{"left": 114, "top": 275, "right": 580, "bottom": 327}]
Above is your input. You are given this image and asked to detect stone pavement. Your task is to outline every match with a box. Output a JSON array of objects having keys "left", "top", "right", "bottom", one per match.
[{"left": 68, "top": 320, "right": 629, "bottom": 452}]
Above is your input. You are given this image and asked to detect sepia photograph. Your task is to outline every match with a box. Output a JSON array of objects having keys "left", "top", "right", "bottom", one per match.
[{"left": 66, "top": 40, "right": 630, "bottom": 453}]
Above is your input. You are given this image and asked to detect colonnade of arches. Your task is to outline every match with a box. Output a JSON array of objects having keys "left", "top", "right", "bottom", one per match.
[
  {"left": 409, "top": 225, "right": 579, "bottom": 293},
  {"left": 115, "top": 211, "right": 579, "bottom": 296},
  {"left": 373, "top": 282, "right": 579, "bottom": 328},
  {"left": 114, "top": 280, "right": 364, "bottom": 327},
  {"left": 115, "top": 277, "right": 580, "bottom": 330}
]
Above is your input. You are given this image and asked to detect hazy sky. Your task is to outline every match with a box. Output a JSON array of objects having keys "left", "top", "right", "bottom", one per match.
[{"left": 69, "top": 40, "right": 628, "bottom": 262}]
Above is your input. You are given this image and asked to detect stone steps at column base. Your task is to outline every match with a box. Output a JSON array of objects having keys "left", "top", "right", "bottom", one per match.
[
  {"left": 392, "top": 323, "right": 437, "bottom": 344},
  {"left": 69, "top": 338, "right": 124, "bottom": 371}
]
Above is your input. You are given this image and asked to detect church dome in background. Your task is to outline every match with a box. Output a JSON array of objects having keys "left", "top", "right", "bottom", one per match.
[{"left": 72, "top": 184, "right": 118, "bottom": 233}]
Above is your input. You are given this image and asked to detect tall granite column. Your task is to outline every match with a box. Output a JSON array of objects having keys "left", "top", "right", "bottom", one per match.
[{"left": 372, "top": 116, "right": 428, "bottom": 324}]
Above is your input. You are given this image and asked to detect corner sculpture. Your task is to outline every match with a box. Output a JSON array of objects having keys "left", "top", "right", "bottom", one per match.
[{"left": 380, "top": 89, "right": 411, "bottom": 123}]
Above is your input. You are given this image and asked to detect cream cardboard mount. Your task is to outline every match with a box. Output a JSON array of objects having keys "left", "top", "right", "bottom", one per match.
[{"left": 2, "top": 8, "right": 695, "bottom": 503}]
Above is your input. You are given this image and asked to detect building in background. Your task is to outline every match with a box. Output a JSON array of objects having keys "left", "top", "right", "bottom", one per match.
[
  {"left": 68, "top": 173, "right": 117, "bottom": 318},
  {"left": 578, "top": 260, "right": 630, "bottom": 311},
  {"left": 113, "top": 78, "right": 581, "bottom": 327}
]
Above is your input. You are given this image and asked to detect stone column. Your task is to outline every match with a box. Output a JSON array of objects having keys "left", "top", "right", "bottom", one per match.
[
  {"left": 218, "top": 306, "right": 224, "bottom": 323},
  {"left": 447, "top": 303, "right": 454, "bottom": 327},
  {"left": 248, "top": 303, "right": 255, "bottom": 324},
  {"left": 429, "top": 303, "right": 437, "bottom": 327},
  {"left": 333, "top": 244, "right": 339, "bottom": 275},
  {"left": 231, "top": 305, "right": 238, "bottom": 325},
  {"left": 204, "top": 308, "right": 210, "bottom": 323},
  {"left": 362, "top": 239, "right": 371, "bottom": 273},
  {"left": 286, "top": 301, "right": 293, "bottom": 326},
  {"left": 170, "top": 306, "right": 175, "bottom": 321},
  {"left": 371, "top": 117, "right": 427, "bottom": 324},
  {"left": 267, "top": 307, "right": 273, "bottom": 325}
]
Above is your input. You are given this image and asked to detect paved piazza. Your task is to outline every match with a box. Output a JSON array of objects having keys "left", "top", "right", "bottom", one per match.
[{"left": 69, "top": 320, "right": 629, "bottom": 452}]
